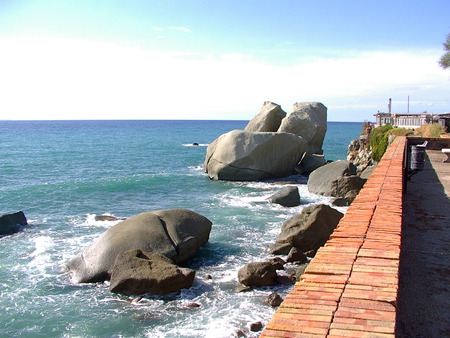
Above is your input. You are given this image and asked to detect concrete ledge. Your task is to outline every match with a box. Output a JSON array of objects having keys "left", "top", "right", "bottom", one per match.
[{"left": 261, "top": 136, "right": 406, "bottom": 338}]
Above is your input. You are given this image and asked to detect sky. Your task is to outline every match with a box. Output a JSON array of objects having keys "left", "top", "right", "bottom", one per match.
[{"left": 0, "top": 0, "right": 449, "bottom": 121}]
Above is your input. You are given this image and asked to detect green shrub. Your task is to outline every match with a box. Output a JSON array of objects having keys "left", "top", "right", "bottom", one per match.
[
  {"left": 370, "top": 128, "right": 390, "bottom": 162},
  {"left": 369, "top": 125, "right": 415, "bottom": 161}
]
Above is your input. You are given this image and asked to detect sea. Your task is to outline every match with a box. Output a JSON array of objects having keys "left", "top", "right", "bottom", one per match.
[{"left": 0, "top": 120, "right": 362, "bottom": 337}]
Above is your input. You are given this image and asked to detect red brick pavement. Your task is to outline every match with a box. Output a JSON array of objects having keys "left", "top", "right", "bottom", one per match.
[{"left": 261, "top": 136, "right": 406, "bottom": 338}]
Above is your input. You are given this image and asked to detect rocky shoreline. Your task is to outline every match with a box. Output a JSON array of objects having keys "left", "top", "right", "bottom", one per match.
[{"left": 1, "top": 104, "right": 371, "bottom": 332}]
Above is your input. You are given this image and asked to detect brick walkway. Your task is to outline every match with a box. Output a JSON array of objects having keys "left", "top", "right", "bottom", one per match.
[{"left": 261, "top": 136, "right": 406, "bottom": 338}]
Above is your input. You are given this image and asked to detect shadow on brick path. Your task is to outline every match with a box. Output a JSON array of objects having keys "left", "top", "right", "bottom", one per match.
[{"left": 397, "top": 150, "right": 450, "bottom": 337}]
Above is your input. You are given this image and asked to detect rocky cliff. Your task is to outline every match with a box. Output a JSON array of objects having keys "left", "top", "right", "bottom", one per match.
[{"left": 347, "top": 138, "right": 374, "bottom": 175}]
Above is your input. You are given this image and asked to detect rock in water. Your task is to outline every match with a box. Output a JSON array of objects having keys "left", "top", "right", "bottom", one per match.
[
  {"left": 250, "top": 321, "right": 264, "bottom": 332},
  {"left": 295, "top": 153, "right": 327, "bottom": 175},
  {"left": 109, "top": 250, "right": 195, "bottom": 296},
  {"left": 286, "top": 247, "right": 307, "bottom": 264},
  {"left": 237, "top": 260, "right": 282, "bottom": 287},
  {"left": 307, "top": 160, "right": 363, "bottom": 198},
  {"left": 244, "top": 101, "right": 286, "bottom": 132},
  {"left": 0, "top": 211, "right": 28, "bottom": 236},
  {"left": 264, "top": 292, "right": 283, "bottom": 307},
  {"left": 65, "top": 209, "right": 212, "bottom": 283},
  {"left": 269, "top": 204, "right": 343, "bottom": 255},
  {"left": 203, "top": 101, "right": 328, "bottom": 181},
  {"left": 94, "top": 215, "right": 126, "bottom": 222},
  {"left": 267, "top": 186, "right": 300, "bottom": 207},
  {"left": 204, "top": 130, "right": 307, "bottom": 181},
  {"left": 277, "top": 102, "right": 327, "bottom": 154}
]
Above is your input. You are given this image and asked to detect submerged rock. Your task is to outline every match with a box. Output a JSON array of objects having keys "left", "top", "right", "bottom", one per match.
[
  {"left": 65, "top": 209, "right": 212, "bottom": 283},
  {"left": 0, "top": 211, "right": 28, "bottom": 236},
  {"left": 94, "top": 215, "right": 126, "bottom": 222}
]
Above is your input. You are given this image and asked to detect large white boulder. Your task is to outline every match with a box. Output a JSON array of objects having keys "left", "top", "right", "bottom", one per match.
[
  {"left": 65, "top": 209, "right": 212, "bottom": 283},
  {"left": 244, "top": 101, "right": 286, "bottom": 132},
  {"left": 277, "top": 102, "right": 327, "bottom": 154},
  {"left": 204, "top": 130, "right": 307, "bottom": 181}
]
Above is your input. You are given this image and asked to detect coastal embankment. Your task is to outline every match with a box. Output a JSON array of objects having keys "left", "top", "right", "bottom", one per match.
[
  {"left": 262, "top": 136, "right": 406, "bottom": 336},
  {"left": 262, "top": 135, "right": 450, "bottom": 337}
]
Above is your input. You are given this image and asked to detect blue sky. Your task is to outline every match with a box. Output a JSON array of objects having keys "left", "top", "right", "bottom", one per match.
[{"left": 0, "top": 0, "right": 449, "bottom": 121}]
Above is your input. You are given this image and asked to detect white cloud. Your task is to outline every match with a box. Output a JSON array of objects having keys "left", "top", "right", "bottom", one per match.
[
  {"left": 168, "top": 26, "right": 192, "bottom": 33},
  {"left": 0, "top": 36, "right": 448, "bottom": 121}
]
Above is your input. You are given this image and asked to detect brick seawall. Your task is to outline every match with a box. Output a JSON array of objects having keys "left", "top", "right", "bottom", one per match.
[{"left": 261, "top": 136, "right": 406, "bottom": 337}]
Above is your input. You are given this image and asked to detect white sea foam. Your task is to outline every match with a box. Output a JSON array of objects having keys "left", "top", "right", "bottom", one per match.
[{"left": 78, "top": 213, "right": 124, "bottom": 228}]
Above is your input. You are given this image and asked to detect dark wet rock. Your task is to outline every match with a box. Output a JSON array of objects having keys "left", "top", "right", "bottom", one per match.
[
  {"left": 331, "top": 175, "right": 365, "bottom": 200},
  {"left": 236, "top": 284, "right": 253, "bottom": 293},
  {"left": 286, "top": 247, "right": 308, "bottom": 264},
  {"left": 344, "top": 189, "right": 360, "bottom": 204},
  {"left": 0, "top": 211, "right": 27, "bottom": 236},
  {"left": 276, "top": 274, "right": 295, "bottom": 285},
  {"left": 238, "top": 260, "right": 281, "bottom": 287},
  {"left": 186, "top": 302, "right": 201, "bottom": 308},
  {"left": 267, "top": 186, "right": 300, "bottom": 207},
  {"left": 94, "top": 215, "right": 126, "bottom": 222},
  {"left": 264, "top": 292, "right": 283, "bottom": 307},
  {"left": 269, "top": 204, "right": 343, "bottom": 255},
  {"left": 268, "top": 257, "right": 285, "bottom": 269},
  {"left": 236, "top": 329, "right": 246, "bottom": 337},
  {"left": 304, "top": 249, "right": 317, "bottom": 258},
  {"left": 331, "top": 197, "right": 349, "bottom": 207},
  {"left": 307, "top": 160, "right": 358, "bottom": 197},
  {"left": 109, "top": 250, "right": 196, "bottom": 296},
  {"left": 250, "top": 321, "right": 264, "bottom": 332},
  {"left": 295, "top": 264, "right": 308, "bottom": 280}
]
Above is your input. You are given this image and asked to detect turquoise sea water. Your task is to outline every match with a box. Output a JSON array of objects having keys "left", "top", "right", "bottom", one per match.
[{"left": 0, "top": 120, "right": 361, "bottom": 337}]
